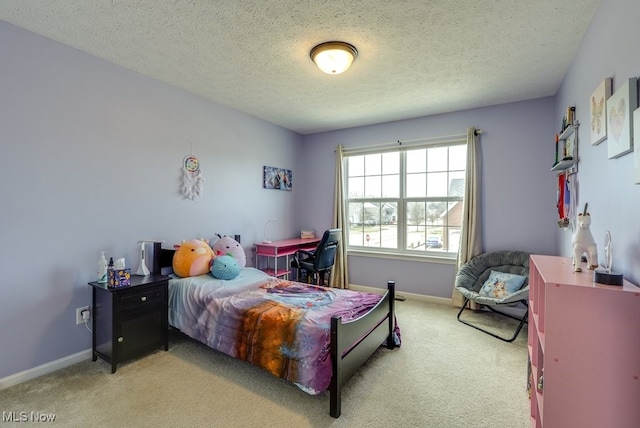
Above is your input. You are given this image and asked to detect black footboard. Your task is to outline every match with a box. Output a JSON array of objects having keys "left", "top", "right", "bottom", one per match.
[
  {"left": 329, "top": 281, "right": 397, "bottom": 418},
  {"left": 155, "top": 247, "right": 397, "bottom": 419}
]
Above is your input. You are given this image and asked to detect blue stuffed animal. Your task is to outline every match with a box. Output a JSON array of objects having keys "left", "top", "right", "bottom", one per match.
[{"left": 210, "top": 255, "right": 241, "bottom": 280}]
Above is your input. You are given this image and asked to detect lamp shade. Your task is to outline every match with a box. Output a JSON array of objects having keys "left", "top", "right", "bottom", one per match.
[{"left": 310, "top": 41, "right": 358, "bottom": 75}]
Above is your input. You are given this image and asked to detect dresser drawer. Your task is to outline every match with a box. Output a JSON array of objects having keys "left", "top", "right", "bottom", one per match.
[{"left": 118, "top": 285, "right": 165, "bottom": 313}]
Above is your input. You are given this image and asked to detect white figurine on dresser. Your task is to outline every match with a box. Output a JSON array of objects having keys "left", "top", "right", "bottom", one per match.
[{"left": 572, "top": 203, "right": 598, "bottom": 272}]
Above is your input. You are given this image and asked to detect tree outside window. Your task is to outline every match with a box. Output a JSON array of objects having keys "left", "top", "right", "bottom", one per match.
[{"left": 345, "top": 142, "right": 466, "bottom": 257}]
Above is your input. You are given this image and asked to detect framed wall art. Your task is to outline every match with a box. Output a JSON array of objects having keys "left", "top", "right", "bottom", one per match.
[
  {"left": 590, "top": 77, "right": 612, "bottom": 145},
  {"left": 607, "top": 77, "right": 638, "bottom": 159},
  {"left": 263, "top": 165, "right": 292, "bottom": 191}
]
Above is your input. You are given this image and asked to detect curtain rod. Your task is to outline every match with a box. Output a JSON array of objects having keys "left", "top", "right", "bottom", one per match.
[{"left": 339, "top": 129, "right": 482, "bottom": 154}]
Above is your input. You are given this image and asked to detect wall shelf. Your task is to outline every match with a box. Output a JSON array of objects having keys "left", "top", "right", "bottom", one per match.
[
  {"left": 550, "top": 158, "right": 577, "bottom": 171},
  {"left": 551, "top": 122, "right": 579, "bottom": 175}
]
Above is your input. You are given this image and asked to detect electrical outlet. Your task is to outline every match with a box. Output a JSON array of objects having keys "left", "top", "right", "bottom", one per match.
[{"left": 76, "top": 306, "right": 90, "bottom": 325}]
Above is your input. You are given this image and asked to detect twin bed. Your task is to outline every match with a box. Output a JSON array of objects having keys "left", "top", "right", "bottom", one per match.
[{"left": 155, "top": 246, "right": 400, "bottom": 418}]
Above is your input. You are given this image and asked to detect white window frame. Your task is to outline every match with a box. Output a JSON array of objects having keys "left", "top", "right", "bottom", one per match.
[{"left": 343, "top": 137, "right": 466, "bottom": 260}]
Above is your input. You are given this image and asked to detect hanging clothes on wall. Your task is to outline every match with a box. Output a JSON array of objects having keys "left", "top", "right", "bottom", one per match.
[
  {"left": 564, "top": 175, "right": 572, "bottom": 218},
  {"left": 557, "top": 173, "right": 566, "bottom": 220},
  {"left": 565, "top": 173, "right": 575, "bottom": 230},
  {"left": 557, "top": 172, "right": 573, "bottom": 229}
]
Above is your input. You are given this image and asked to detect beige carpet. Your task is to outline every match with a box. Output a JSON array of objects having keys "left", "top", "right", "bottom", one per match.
[{"left": 0, "top": 299, "right": 530, "bottom": 427}]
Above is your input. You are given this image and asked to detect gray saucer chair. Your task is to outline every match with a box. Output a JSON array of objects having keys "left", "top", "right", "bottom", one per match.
[{"left": 455, "top": 250, "right": 530, "bottom": 342}]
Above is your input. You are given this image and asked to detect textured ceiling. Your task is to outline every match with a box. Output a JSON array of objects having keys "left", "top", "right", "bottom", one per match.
[{"left": 0, "top": 0, "right": 600, "bottom": 135}]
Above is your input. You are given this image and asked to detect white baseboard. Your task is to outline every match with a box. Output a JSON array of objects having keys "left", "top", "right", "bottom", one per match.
[
  {"left": 348, "top": 283, "right": 452, "bottom": 305},
  {"left": 0, "top": 349, "right": 92, "bottom": 390}
]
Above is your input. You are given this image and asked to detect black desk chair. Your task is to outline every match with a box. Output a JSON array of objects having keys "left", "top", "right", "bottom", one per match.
[{"left": 291, "top": 229, "right": 341, "bottom": 286}]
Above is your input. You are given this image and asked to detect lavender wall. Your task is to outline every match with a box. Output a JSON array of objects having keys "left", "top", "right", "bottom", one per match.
[
  {"left": 0, "top": 22, "right": 302, "bottom": 379},
  {"left": 554, "top": 0, "right": 640, "bottom": 285},
  {"left": 299, "top": 98, "right": 557, "bottom": 297},
  {"left": 3, "top": 0, "right": 634, "bottom": 384}
]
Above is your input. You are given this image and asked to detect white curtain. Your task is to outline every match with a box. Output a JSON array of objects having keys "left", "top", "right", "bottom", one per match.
[
  {"left": 331, "top": 145, "right": 349, "bottom": 289},
  {"left": 452, "top": 127, "right": 482, "bottom": 307}
]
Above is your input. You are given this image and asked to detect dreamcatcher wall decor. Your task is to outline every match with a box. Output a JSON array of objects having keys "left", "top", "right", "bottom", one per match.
[{"left": 181, "top": 154, "right": 204, "bottom": 200}]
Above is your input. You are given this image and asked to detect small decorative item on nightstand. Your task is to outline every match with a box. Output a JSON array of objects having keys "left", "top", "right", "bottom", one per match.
[
  {"left": 135, "top": 240, "right": 165, "bottom": 276},
  {"left": 108, "top": 268, "right": 131, "bottom": 287},
  {"left": 97, "top": 252, "right": 108, "bottom": 284}
]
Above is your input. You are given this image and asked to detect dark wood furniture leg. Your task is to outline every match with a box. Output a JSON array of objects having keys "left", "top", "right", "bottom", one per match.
[{"left": 329, "top": 281, "right": 396, "bottom": 417}]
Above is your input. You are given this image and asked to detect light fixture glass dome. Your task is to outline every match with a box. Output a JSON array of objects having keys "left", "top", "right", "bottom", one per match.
[{"left": 310, "top": 41, "right": 358, "bottom": 75}]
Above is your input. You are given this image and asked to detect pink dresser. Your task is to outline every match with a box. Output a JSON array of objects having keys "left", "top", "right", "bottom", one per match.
[{"left": 528, "top": 255, "right": 640, "bottom": 428}]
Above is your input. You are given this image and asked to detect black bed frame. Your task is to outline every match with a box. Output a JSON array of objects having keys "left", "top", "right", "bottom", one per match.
[{"left": 153, "top": 244, "right": 397, "bottom": 418}]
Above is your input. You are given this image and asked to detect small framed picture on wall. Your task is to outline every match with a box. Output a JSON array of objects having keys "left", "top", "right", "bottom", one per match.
[
  {"left": 263, "top": 166, "right": 292, "bottom": 191},
  {"left": 607, "top": 77, "right": 638, "bottom": 159},
  {"left": 590, "top": 77, "right": 612, "bottom": 145}
]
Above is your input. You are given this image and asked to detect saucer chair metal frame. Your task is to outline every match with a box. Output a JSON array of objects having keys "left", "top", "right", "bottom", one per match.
[{"left": 455, "top": 250, "right": 530, "bottom": 342}]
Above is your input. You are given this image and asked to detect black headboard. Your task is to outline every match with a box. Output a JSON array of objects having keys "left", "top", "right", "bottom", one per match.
[
  {"left": 148, "top": 242, "right": 173, "bottom": 274},
  {"left": 157, "top": 248, "right": 175, "bottom": 272}
]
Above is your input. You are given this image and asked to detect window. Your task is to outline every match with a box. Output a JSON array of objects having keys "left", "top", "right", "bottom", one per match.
[{"left": 345, "top": 141, "right": 466, "bottom": 257}]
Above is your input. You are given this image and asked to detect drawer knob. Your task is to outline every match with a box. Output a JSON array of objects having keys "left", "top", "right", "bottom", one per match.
[
  {"left": 118, "top": 337, "right": 123, "bottom": 343},
  {"left": 141, "top": 296, "right": 147, "bottom": 302}
]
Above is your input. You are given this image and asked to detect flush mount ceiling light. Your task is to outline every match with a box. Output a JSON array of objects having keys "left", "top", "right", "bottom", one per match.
[{"left": 310, "top": 41, "right": 358, "bottom": 75}]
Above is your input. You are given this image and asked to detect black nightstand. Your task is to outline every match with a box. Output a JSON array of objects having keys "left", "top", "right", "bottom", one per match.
[{"left": 88, "top": 274, "right": 169, "bottom": 373}]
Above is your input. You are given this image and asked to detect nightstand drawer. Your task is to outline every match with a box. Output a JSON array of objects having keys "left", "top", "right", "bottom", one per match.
[{"left": 119, "top": 286, "right": 165, "bottom": 311}]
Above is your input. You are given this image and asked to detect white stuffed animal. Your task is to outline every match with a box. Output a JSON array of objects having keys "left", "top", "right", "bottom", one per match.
[{"left": 573, "top": 203, "right": 598, "bottom": 272}]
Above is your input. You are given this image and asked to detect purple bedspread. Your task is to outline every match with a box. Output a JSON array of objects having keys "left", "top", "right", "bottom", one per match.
[{"left": 168, "top": 269, "right": 400, "bottom": 394}]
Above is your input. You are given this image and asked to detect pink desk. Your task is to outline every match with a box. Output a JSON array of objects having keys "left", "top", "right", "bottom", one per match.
[{"left": 254, "top": 237, "right": 321, "bottom": 279}]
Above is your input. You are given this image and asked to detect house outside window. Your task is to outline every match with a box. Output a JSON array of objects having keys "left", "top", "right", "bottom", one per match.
[{"left": 345, "top": 141, "right": 466, "bottom": 258}]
